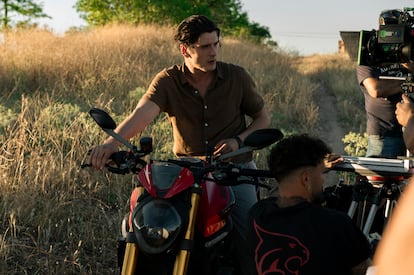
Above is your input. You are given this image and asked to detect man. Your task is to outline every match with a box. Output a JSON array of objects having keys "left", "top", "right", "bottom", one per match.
[
  {"left": 89, "top": 14, "right": 270, "bottom": 269},
  {"left": 246, "top": 134, "right": 372, "bottom": 275},
  {"left": 356, "top": 9, "right": 412, "bottom": 158}
]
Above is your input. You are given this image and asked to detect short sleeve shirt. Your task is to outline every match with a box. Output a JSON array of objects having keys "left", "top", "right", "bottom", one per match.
[
  {"left": 245, "top": 198, "right": 372, "bottom": 275},
  {"left": 143, "top": 61, "right": 265, "bottom": 162},
  {"left": 356, "top": 64, "right": 409, "bottom": 137}
]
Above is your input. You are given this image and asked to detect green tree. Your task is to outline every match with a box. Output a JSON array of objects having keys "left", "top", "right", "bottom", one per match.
[
  {"left": 75, "top": 0, "right": 204, "bottom": 26},
  {"left": 75, "top": 0, "right": 271, "bottom": 43},
  {"left": 0, "top": 0, "right": 50, "bottom": 29}
]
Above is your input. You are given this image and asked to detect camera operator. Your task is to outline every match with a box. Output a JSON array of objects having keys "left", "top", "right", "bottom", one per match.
[{"left": 356, "top": 9, "right": 414, "bottom": 158}]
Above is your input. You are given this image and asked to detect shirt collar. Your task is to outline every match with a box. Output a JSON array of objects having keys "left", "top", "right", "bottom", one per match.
[{"left": 178, "top": 62, "right": 223, "bottom": 85}]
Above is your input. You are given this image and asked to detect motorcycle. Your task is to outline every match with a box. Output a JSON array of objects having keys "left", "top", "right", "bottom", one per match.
[{"left": 82, "top": 108, "right": 283, "bottom": 275}]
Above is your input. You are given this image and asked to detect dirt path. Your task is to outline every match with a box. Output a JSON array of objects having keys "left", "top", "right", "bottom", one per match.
[
  {"left": 314, "top": 83, "right": 345, "bottom": 154},
  {"left": 313, "top": 83, "right": 346, "bottom": 186}
]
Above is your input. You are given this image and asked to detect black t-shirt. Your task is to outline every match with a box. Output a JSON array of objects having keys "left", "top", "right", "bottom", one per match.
[
  {"left": 245, "top": 198, "right": 371, "bottom": 275},
  {"left": 356, "top": 64, "right": 409, "bottom": 137}
]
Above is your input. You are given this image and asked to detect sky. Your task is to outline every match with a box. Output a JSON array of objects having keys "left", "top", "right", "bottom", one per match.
[{"left": 35, "top": 0, "right": 414, "bottom": 56}]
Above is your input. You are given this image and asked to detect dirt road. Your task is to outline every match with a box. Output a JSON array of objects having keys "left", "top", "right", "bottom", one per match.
[{"left": 313, "top": 83, "right": 346, "bottom": 186}]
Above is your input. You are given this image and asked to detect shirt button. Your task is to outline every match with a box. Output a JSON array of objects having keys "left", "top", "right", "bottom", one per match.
[
  {"left": 204, "top": 105, "right": 208, "bottom": 109},
  {"left": 204, "top": 123, "right": 208, "bottom": 127}
]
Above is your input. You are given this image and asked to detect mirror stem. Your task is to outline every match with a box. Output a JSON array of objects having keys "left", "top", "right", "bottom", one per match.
[{"left": 103, "top": 128, "right": 135, "bottom": 150}]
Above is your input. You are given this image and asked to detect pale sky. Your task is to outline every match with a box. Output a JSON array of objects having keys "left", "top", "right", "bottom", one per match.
[{"left": 35, "top": 0, "right": 414, "bottom": 56}]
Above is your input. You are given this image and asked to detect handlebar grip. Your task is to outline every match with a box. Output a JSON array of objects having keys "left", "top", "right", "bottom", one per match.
[
  {"left": 80, "top": 151, "right": 126, "bottom": 170},
  {"left": 109, "top": 151, "right": 128, "bottom": 163}
]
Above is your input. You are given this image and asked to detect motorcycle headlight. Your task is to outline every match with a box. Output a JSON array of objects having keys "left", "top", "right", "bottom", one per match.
[{"left": 132, "top": 198, "right": 182, "bottom": 254}]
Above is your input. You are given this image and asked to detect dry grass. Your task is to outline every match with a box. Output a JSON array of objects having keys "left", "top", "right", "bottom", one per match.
[
  {"left": 293, "top": 53, "right": 366, "bottom": 133},
  {"left": 0, "top": 25, "right": 363, "bottom": 273}
]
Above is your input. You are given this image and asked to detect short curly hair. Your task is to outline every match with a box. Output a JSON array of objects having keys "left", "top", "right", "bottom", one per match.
[
  {"left": 268, "top": 134, "right": 331, "bottom": 182},
  {"left": 174, "top": 15, "right": 220, "bottom": 45}
]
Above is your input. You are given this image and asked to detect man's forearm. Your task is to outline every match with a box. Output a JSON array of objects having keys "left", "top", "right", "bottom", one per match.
[{"left": 240, "top": 108, "right": 270, "bottom": 140}]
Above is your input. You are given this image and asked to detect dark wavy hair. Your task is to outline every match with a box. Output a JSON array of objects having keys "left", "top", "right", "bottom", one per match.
[
  {"left": 174, "top": 15, "right": 220, "bottom": 45},
  {"left": 268, "top": 134, "right": 332, "bottom": 182}
]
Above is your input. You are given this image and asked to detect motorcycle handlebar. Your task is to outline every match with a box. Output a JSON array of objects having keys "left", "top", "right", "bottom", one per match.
[
  {"left": 81, "top": 150, "right": 274, "bottom": 183},
  {"left": 212, "top": 165, "right": 273, "bottom": 187},
  {"left": 80, "top": 150, "right": 147, "bottom": 174}
]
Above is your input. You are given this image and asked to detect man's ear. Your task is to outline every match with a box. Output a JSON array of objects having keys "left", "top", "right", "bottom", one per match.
[
  {"left": 180, "top": 44, "right": 191, "bottom": 58},
  {"left": 300, "top": 168, "right": 311, "bottom": 191}
]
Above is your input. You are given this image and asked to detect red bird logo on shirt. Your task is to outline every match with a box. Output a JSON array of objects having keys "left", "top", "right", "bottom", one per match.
[{"left": 253, "top": 220, "right": 310, "bottom": 275}]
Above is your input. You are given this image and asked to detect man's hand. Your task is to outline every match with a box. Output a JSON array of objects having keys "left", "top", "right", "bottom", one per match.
[
  {"left": 88, "top": 143, "right": 118, "bottom": 170},
  {"left": 396, "top": 94, "right": 414, "bottom": 127},
  {"left": 213, "top": 138, "right": 240, "bottom": 160}
]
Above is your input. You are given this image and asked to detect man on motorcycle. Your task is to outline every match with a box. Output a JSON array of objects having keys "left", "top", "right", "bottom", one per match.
[
  {"left": 89, "top": 14, "right": 270, "bottom": 272},
  {"left": 246, "top": 134, "right": 372, "bottom": 275}
]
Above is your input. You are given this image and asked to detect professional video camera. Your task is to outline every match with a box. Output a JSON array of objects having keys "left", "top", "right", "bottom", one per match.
[{"left": 358, "top": 8, "right": 414, "bottom": 66}]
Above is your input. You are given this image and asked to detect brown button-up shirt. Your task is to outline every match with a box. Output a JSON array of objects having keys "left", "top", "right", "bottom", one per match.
[{"left": 143, "top": 61, "right": 264, "bottom": 162}]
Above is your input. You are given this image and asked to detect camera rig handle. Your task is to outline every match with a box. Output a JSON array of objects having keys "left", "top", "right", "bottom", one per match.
[{"left": 379, "top": 74, "right": 414, "bottom": 96}]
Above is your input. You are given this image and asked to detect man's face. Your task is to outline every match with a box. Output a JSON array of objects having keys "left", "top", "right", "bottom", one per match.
[{"left": 183, "top": 31, "right": 220, "bottom": 72}]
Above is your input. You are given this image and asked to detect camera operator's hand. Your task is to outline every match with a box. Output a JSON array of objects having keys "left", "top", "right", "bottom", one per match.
[
  {"left": 396, "top": 94, "right": 414, "bottom": 127},
  {"left": 323, "top": 153, "right": 344, "bottom": 171},
  {"left": 402, "top": 61, "right": 414, "bottom": 73}
]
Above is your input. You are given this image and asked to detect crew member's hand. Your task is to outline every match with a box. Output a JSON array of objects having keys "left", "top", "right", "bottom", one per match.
[
  {"left": 403, "top": 61, "right": 414, "bottom": 73},
  {"left": 88, "top": 143, "right": 118, "bottom": 170},
  {"left": 396, "top": 94, "right": 414, "bottom": 127},
  {"left": 324, "top": 153, "right": 344, "bottom": 170}
]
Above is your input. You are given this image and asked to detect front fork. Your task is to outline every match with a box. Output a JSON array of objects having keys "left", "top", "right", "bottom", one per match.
[
  {"left": 121, "top": 186, "right": 144, "bottom": 275},
  {"left": 121, "top": 231, "right": 139, "bottom": 275},
  {"left": 173, "top": 184, "right": 202, "bottom": 275}
]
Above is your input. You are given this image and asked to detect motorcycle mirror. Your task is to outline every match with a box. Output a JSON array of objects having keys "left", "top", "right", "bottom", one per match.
[
  {"left": 89, "top": 108, "right": 117, "bottom": 130},
  {"left": 88, "top": 107, "right": 135, "bottom": 151},
  {"left": 244, "top": 128, "right": 283, "bottom": 149}
]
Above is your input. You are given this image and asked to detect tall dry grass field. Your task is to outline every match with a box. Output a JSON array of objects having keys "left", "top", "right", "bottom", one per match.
[{"left": 0, "top": 25, "right": 363, "bottom": 273}]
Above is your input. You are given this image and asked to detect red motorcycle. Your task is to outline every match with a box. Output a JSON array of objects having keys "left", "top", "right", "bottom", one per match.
[{"left": 83, "top": 108, "right": 282, "bottom": 275}]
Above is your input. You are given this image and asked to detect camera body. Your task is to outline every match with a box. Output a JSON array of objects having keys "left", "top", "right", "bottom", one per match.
[{"left": 358, "top": 8, "right": 414, "bottom": 66}]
